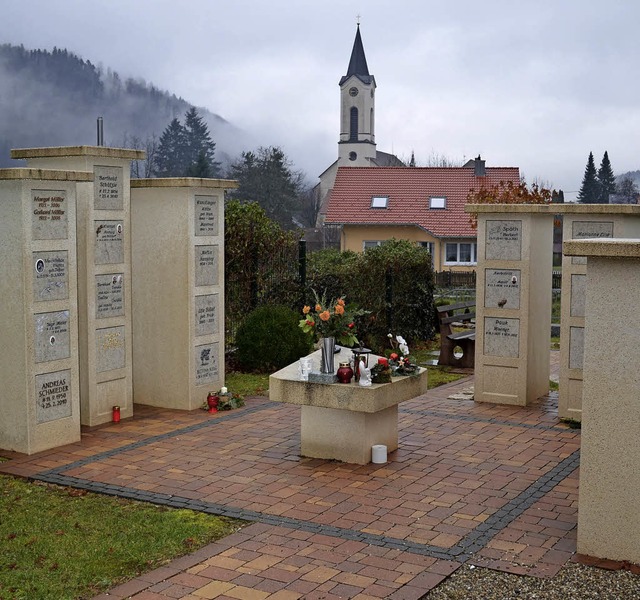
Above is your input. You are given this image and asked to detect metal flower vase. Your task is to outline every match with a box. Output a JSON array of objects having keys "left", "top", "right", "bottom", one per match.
[{"left": 320, "top": 336, "right": 336, "bottom": 374}]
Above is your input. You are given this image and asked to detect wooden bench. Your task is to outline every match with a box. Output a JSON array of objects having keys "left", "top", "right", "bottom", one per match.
[{"left": 436, "top": 300, "right": 476, "bottom": 368}]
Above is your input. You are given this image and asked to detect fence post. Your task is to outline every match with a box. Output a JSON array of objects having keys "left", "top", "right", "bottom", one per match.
[
  {"left": 386, "top": 268, "right": 393, "bottom": 333},
  {"left": 299, "top": 240, "right": 307, "bottom": 308}
]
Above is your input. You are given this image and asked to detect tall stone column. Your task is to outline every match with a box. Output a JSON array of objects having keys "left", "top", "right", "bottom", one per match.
[
  {"left": 130, "top": 178, "right": 237, "bottom": 409},
  {"left": 0, "top": 168, "right": 91, "bottom": 453},
  {"left": 12, "top": 146, "right": 145, "bottom": 425},
  {"left": 564, "top": 238, "right": 640, "bottom": 564},
  {"left": 469, "top": 206, "right": 554, "bottom": 406}
]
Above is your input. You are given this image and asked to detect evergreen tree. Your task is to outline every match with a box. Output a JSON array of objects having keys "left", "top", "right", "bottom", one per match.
[
  {"left": 228, "top": 146, "right": 306, "bottom": 229},
  {"left": 155, "top": 117, "right": 188, "bottom": 176},
  {"left": 184, "top": 107, "right": 220, "bottom": 177},
  {"left": 577, "top": 152, "right": 600, "bottom": 204},
  {"left": 597, "top": 151, "right": 616, "bottom": 203}
]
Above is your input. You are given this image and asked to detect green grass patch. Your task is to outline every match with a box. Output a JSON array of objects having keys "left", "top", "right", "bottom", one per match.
[
  {"left": 225, "top": 371, "right": 270, "bottom": 397},
  {"left": 549, "top": 380, "right": 559, "bottom": 391},
  {"left": 426, "top": 366, "right": 466, "bottom": 389},
  {"left": 0, "top": 475, "right": 243, "bottom": 600}
]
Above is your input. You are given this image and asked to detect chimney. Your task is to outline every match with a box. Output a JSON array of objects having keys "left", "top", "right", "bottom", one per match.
[
  {"left": 96, "top": 117, "right": 104, "bottom": 146},
  {"left": 474, "top": 155, "right": 486, "bottom": 177}
]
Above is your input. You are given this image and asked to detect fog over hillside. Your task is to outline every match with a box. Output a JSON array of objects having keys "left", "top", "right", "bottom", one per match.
[{"left": 0, "top": 44, "right": 251, "bottom": 170}]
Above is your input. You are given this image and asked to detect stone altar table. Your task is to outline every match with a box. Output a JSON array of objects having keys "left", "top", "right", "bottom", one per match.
[{"left": 269, "top": 348, "right": 428, "bottom": 464}]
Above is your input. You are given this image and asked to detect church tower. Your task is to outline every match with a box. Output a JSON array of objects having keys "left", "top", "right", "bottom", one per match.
[{"left": 338, "top": 24, "right": 377, "bottom": 166}]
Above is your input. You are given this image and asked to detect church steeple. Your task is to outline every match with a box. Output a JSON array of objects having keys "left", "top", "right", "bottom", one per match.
[{"left": 338, "top": 24, "right": 377, "bottom": 166}]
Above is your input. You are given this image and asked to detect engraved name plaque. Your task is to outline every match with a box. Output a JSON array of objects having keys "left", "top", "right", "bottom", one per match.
[
  {"left": 485, "top": 220, "right": 522, "bottom": 261},
  {"left": 31, "top": 190, "right": 68, "bottom": 240},
  {"left": 195, "top": 342, "right": 219, "bottom": 384},
  {"left": 571, "top": 221, "right": 613, "bottom": 265},
  {"left": 95, "top": 274, "right": 124, "bottom": 318},
  {"left": 195, "top": 195, "right": 218, "bottom": 236},
  {"left": 34, "top": 311, "right": 71, "bottom": 363},
  {"left": 95, "top": 221, "right": 124, "bottom": 265},
  {"left": 195, "top": 245, "right": 218, "bottom": 287},
  {"left": 484, "top": 269, "right": 521, "bottom": 309},
  {"left": 94, "top": 166, "right": 123, "bottom": 210},
  {"left": 195, "top": 294, "right": 218, "bottom": 336},
  {"left": 35, "top": 369, "right": 72, "bottom": 424},
  {"left": 33, "top": 251, "right": 68, "bottom": 302},
  {"left": 483, "top": 317, "right": 520, "bottom": 358}
]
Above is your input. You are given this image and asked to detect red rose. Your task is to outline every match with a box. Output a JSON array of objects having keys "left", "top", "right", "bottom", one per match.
[{"left": 348, "top": 322, "right": 355, "bottom": 329}]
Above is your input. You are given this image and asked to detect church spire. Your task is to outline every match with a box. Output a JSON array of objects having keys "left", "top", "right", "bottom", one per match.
[{"left": 346, "top": 24, "right": 369, "bottom": 78}]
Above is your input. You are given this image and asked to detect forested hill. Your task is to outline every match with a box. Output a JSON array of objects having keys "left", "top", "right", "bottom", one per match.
[{"left": 0, "top": 44, "right": 243, "bottom": 168}]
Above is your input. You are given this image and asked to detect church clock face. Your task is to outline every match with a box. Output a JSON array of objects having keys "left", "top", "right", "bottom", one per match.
[{"left": 349, "top": 87, "right": 359, "bottom": 97}]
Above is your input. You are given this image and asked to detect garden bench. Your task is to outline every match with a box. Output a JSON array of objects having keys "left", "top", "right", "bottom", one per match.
[{"left": 437, "top": 300, "right": 476, "bottom": 368}]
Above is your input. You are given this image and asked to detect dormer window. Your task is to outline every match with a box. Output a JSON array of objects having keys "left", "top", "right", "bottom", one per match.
[
  {"left": 371, "top": 196, "right": 388, "bottom": 208},
  {"left": 430, "top": 196, "right": 446, "bottom": 209}
]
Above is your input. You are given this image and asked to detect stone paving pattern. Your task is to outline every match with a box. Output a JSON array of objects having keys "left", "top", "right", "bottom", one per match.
[{"left": 0, "top": 355, "right": 583, "bottom": 598}]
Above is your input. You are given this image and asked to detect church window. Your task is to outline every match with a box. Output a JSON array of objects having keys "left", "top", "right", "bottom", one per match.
[
  {"left": 349, "top": 152, "right": 357, "bottom": 161},
  {"left": 350, "top": 107, "right": 358, "bottom": 141}
]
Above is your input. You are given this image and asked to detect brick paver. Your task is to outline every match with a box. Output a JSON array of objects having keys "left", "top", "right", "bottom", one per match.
[{"left": 0, "top": 355, "right": 582, "bottom": 598}]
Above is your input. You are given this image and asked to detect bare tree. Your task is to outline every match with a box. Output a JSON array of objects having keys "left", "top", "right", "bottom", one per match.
[{"left": 121, "top": 132, "right": 159, "bottom": 178}]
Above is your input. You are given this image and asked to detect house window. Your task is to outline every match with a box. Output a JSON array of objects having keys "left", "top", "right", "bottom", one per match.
[
  {"left": 363, "top": 240, "right": 383, "bottom": 250},
  {"left": 350, "top": 107, "right": 358, "bottom": 141},
  {"left": 445, "top": 242, "right": 477, "bottom": 265},
  {"left": 370, "top": 196, "right": 388, "bottom": 208},
  {"left": 418, "top": 241, "right": 435, "bottom": 267},
  {"left": 430, "top": 196, "right": 446, "bottom": 209}
]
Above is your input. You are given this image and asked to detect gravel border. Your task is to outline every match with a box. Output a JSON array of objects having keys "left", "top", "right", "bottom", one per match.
[{"left": 425, "top": 562, "right": 640, "bottom": 600}]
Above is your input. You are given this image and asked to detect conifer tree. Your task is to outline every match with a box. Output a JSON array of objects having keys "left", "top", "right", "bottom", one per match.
[
  {"left": 155, "top": 117, "right": 188, "bottom": 177},
  {"left": 577, "top": 152, "right": 600, "bottom": 204},
  {"left": 597, "top": 151, "right": 616, "bottom": 203},
  {"left": 184, "top": 107, "right": 220, "bottom": 177}
]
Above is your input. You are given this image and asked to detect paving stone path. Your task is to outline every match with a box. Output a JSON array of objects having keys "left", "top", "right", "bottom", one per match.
[{"left": 0, "top": 364, "right": 580, "bottom": 599}]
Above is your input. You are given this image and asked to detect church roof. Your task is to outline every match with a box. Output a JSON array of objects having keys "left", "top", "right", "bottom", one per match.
[
  {"left": 340, "top": 25, "right": 374, "bottom": 86},
  {"left": 325, "top": 165, "right": 521, "bottom": 238}
]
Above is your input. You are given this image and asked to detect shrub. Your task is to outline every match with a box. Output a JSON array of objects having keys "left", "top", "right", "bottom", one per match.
[{"left": 235, "top": 305, "right": 312, "bottom": 372}]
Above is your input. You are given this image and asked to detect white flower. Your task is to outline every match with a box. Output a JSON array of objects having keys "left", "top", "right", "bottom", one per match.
[
  {"left": 396, "top": 335, "right": 407, "bottom": 345},
  {"left": 220, "top": 386, "right": 228, "bottom": 394},
  {"left": 387, "top": 333, "right": 393, "bottom": 338},
  {"left": 399, "top": 343, "right": 409, "bottom": 355}
]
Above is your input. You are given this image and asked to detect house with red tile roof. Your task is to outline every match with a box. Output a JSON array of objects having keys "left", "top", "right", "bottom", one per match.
[{"left": 324, "top": 159, "right": 520, "bottom": 271}]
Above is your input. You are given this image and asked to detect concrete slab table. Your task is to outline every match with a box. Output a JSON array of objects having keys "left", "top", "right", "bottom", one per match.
[{"left": 269, "top": 348, "right": 428, "bottom": 464}]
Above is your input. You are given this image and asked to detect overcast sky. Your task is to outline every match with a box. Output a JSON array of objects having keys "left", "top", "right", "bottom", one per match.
[{"left": 3, "top": 0, "right": 640, "bottom": 197}]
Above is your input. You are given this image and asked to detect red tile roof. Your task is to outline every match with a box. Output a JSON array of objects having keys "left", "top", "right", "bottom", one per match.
[{"left": 325, "top": 166, "right": 520, "bottom": 238}]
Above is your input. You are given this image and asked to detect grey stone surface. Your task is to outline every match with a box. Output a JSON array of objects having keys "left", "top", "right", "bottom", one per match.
[
  {"left": 95, "top": 326, "right": 126, "bottom": 372},
  {"left": 35, "top": 369, "right": 72, "bottom": 424},
  {"left": 194, "top": 245, "right": 218, "bottom": 287},
  {"left": 194, "top": 294, "right": 218, "bottom": 336},
  {"left": 307, "top": 372, "right": 339, "bottom": 384},
  {"left": 33, "top": 251, "right": 68, "bottom": 302},
  {"left": 571, "top": 221, "right": 613, "bottom": 265},
  {"left": 484, "top": 268, "right": 521, "bottom": 309},
  {"left": 95, "top": 274, "right": 124, "bottom": 318},
  {"left": 94, "top": 165, "right": 123, "bottom": 210},
  {"left": 31, "top": 190, "right": 68, "bottom": 240},
  {"left": 195, "top": 342, "right": 219, "bottom": 384},
  {"left": 569, "top": 326, "right": 584, "bottom": 370},
  {"left": 34, "top": 310, "right": 71, "bottom": 363},
  {"left": 94, "top": 220, "right": 124, "bottom": 265},
  {"left": 483, "top": 317, "right": 520, "bottom": 358},
  {"left": 570, "top": 274, "right": 586, "bottom": 318},
  {"left": 485, "top": 220, "right": 522, "bottom": 261},
  {"left": 194, "top": 195, "right": 218, "bottom": 236}
]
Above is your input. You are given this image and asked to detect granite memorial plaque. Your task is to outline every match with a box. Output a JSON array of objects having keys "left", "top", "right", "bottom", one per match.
[
  {"left": 484, "top": 268, "right": 521, "bottom": 309},
  {"left": 483, "top": 317, "right": 520, "bottom": 358},
  {"left": 95, "top": 326, "right": 126, "bottom": 372},
  {"left": 35, "top": 369, "right": 72, "bottom": 424},
  {"left": 33, "top": 251, "right": 68, "bottom": 302},
  {"left": 195, "top": 245, "right": 218, "bottom": 287},
  {"left": 95, "top": 220, "right": 124, "bottom": 265},
  {"left": 34, "top": 310, "right": 70, "bottom": 363},
  {"left": 31, "top": 190, "right": 68, "bottom": 240},
  {"left": 570, "top": 274, "right": 586, "bottom": 318},
  {"left": 195, "top": 342, "right": 219, "bottom": 384},
  {"left": 95, "top": 274, "right": 124, "bottom": 318},
  {"left": 571, "top": 221, "right": 613, "bottom": 265},
  {"left": 195, "top": 294, "right": 218, "bottom": 336},
  {"left": 485, "top": 220, "right": 522, "bottom": 261},
  {"left": 195, "top": 195, "right": 218, "bottom": 236},
  {"left": 569, "top": 326, "right": 584, "bottom": 370},
  {"left": 94, "top": 166, "right": 123, "bottom": 210}
]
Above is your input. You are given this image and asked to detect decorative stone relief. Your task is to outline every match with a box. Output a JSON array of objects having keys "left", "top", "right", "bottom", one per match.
[{"left": 95, "top": 326, "right": 126, "bottom": 372}]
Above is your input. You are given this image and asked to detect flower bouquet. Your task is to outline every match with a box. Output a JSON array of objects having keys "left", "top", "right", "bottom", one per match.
[
  {"left": 387, "top": 333, "right": 419, "bottom": 376},
  {"left": 299, "top": 291, "right": 363, "bottom": 347}
]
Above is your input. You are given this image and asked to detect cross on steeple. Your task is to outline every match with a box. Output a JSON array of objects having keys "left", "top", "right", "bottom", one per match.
[{"left": 356, "top": 14, "right": 361, "bottom": 25}]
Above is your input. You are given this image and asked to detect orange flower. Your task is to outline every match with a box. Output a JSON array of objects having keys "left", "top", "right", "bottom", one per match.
[
  {"left": 319, "top": 310, "right": 331, "bottom": 322},
  {"left": 337, "top": 298, "right": 345, "bottom": 306},
  {"left": 303, "top": 305, "right": 311, "bottom": 314},
  {"left": 315, "top": 304, "right": 322, "bottom": 312},
  {"left": 334, "top": 304, "right": 345, "bottom": 315}
]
